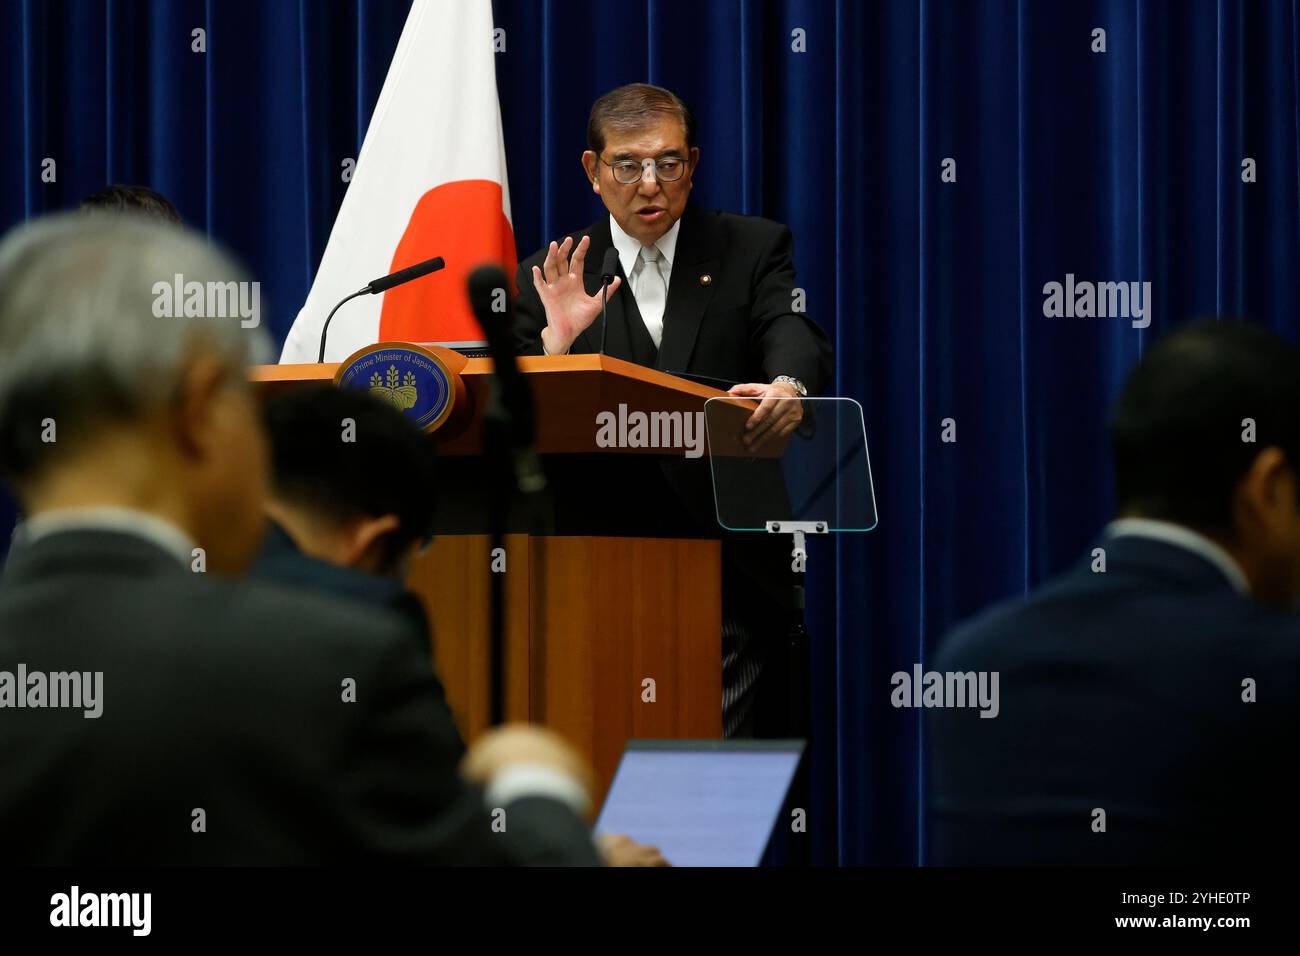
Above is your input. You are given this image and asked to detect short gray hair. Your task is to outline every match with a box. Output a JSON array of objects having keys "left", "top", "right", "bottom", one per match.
[{"left": 0, "top": 212, "right": 270, "bottom": 481}]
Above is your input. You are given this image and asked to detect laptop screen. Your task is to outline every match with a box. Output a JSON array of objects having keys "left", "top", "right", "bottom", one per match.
[{"left": 594, "top": 740, "right": 804, "bottom": 867}]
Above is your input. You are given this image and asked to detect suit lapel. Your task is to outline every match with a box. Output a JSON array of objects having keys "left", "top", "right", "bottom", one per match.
[{"left": 656, "top": 205, "right": 719, "bottom": 373}]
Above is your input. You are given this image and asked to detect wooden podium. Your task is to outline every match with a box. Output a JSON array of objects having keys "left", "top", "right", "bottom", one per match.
[{"left": 252, "top": 351, "right": 727, "bottom": 798}]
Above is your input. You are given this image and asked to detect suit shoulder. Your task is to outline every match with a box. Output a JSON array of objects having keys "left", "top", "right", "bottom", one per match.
[
  {"left": 933, "top": 595, "right": 1028, "bottom": 672},
  {"left": 708, "top": 209, "right": 790, "bottom": 245},
  {"left": 932, "top": 562, "right": 1096, "bottom": 669},
  {"left": 176, "top": 575, "right": 418, "bottom": 668}
]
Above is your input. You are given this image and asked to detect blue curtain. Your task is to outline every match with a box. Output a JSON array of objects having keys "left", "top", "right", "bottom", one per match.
[{"left": 2, "top": 0, "right": 1298, "bottom": 865}]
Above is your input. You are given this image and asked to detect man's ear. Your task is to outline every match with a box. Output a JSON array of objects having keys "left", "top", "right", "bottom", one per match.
[
  {"left": 170, "top": 354, "right": 231, "bottom": 461},
  {"left": 343, "top": 513, "right": 402, "bottom": 571},
  {"left": 582, "top": 151, "right": 601, "bottom": 195},
  {"left": 1261, "top": 447, "right": 1297, "bottom": 510},
  {"left": 688, "top": 146, "right": 700, "bottom": 183},
  {"left": 1237, "top": 447, "right": 1293, "bottom": 528}
]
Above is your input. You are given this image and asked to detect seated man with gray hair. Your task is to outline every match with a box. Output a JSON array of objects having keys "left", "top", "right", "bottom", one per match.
[{"left": 0, "top": 212, "right": 599, "bottom": 865}]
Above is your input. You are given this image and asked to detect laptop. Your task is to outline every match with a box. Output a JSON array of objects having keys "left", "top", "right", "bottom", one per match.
[{"left": 594, "top": 739, "right": 805, "bottom": 867}]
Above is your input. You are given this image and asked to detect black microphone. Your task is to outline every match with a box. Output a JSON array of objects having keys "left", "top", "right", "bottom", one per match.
[
  {"left": 316, "top": 255, "right": 446, "bottom": 362},
  {"left": 598, "top": 247, "right": 620, "bottom": 355},
  {"left": 368, "top": 255, "right": 445, "bottom": 294},
  {"left": 468, "top": 264, "right": 543, "bottom": 494}
]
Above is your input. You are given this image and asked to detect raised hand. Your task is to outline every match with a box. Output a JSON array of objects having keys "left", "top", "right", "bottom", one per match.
[{"left": 530, "top": 235, "right": 621, "bottom": 355}]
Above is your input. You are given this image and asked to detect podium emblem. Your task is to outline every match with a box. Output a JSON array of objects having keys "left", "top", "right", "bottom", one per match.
[
  {"left": 369, "top": 365, "right": 419, "bottom": 410},
  {"left": 334, "top": 342, "right": 455, "bottom": 433}
]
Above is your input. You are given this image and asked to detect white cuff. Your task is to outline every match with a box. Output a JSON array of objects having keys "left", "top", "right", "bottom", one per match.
[
  {"left": 540, "top": 333, "right": 568, "bottom": 356},
  {"left": 484, "top": 763, "right": 590, "bottom": 818}
]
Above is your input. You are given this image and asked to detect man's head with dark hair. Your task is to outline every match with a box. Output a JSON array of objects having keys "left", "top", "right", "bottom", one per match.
[
  {"left": 263, "top": 386, "right": 437, "bottom": 579},
  {"left": 586, "top": 83, "right": 696, "bottom": 156},
  {"left": 80, "top": 184, "right": 182, "bottom": 223},
  {"left": 581, "top": 83, "right": 699, "bottom": 246},
  {"left": 1110, "top": 319, "right": 1300, "bottom": 605}
]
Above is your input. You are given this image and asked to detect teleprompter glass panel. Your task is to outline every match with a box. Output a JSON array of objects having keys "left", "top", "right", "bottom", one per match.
[{"left": 704, "top": 396, "right": 877, "bottom": 533}]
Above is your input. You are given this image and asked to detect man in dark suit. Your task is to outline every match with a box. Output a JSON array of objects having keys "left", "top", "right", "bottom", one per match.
[
  {"left": 252, "top": 385, "right": 669, "bottom": 866},
  {"left": 255, "top": 385, "right": 440, "bottom": 646},
  {"left": 512, "top": 83, "right": 832, "bottom": 736},
  {"left": 0, "top": 212, "right": 599, "bottom": 865},
  {"left": 929, "top": 320, "right": 1300, "bottom": 864}
]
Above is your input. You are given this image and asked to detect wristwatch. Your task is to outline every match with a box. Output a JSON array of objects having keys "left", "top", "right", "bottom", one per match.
[{"left": 773, "top": 375, "right": 807, "bottom": 397}]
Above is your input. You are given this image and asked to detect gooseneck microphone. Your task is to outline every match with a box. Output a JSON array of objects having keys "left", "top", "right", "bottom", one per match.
[
  {"left": 366, "top": 255, "right": 446, "bottom": 295},
  {"left": 598, "top": 247, "right": 620, "bottom": 355},
  {"left": 315, "top": 255, "right": 445, "bottom": 362}
]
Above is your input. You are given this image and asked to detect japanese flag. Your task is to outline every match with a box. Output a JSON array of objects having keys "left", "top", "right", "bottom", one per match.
[{"left": 279, "top": 0, "right": 515, "bottom": 363}]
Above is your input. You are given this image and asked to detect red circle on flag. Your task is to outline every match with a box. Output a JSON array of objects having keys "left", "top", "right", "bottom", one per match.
[{"left": 379, "top": 179, "right": 518, "bottom": 344}]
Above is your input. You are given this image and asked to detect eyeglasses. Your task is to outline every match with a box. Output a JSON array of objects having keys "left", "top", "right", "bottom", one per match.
[{"left": 601, "top": 155, "right": 688, "bottom": 185}]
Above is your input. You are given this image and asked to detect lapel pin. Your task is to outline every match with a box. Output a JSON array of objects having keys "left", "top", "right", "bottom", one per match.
[{"left": 699, "top": 274, "right": 712, "bottom": 286}]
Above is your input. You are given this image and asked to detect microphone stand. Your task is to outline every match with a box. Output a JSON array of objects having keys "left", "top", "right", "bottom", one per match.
[
  {"left": 470, "top": 265, "right": 548, "bottom": 727},
  {"left": 481, "top": 380, "right": 550, "bottom": 726},
  {"left": 481, "top": 391, "right": 511, "bottom": 727},
  {"left": 598, "top": 281, "right": 612, "bottom": 354},
  {"left": 317, "top": 288, "right": 368, "bottom": 363},
  {"left": 313, "top": 255, "right": 445, "bottom": 363},
  {"left": 598, "top": 264, "right": 617, "bottom": 354}
]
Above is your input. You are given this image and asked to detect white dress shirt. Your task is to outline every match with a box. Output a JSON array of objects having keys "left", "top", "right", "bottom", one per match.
[
  {"left": 14, "top": 506, "right": 198, "bottom": 566},
  {"left": 484, "top": 762, "right": 591, "bottom": 818}
]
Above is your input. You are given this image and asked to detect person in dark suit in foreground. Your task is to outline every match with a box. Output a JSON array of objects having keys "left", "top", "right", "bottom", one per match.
[
  {"left": 253, "top": 385, "right": 669, "bottom": 866},
  {"left": 256, "top": 385, "right": 440, "bottom": 648},
  {"left": 513, "top": 83, "right": 833, "bottom": 737},
  {"left": 929, "top": 320, "right": 1300, "bottom": 864},
  {"left": 0, "top": 212, "right": 599, "bottom": 865}
]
